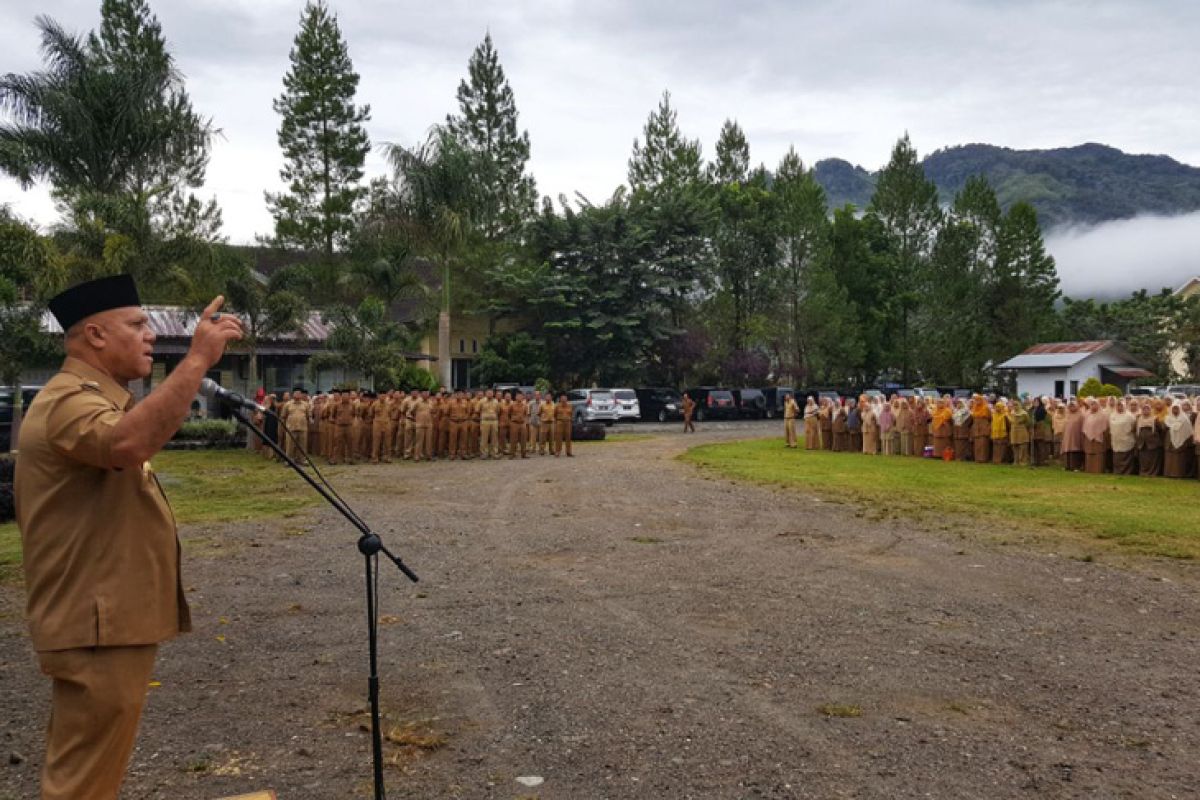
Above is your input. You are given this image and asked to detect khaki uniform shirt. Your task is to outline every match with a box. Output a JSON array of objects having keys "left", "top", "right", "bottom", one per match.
[
  {"left": 480, "top": 398, "right": 499, "bottom": 421},
  {"left": 413, "top": 398, "right": 433, "bottom": 428},
  {"left": 15, "top": 357, "right": 191, "bottom": 652}
]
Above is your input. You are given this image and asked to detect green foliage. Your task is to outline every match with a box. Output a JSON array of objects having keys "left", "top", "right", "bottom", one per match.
[
  {"left": 1076, "top": 378, "right": 1122, "bottom": 398},
  {"left": 815, "top": 143, "right": 1200, "bottom": 229},
  {"left": 0, "top": 0, "right": 220, "bottom": 302},
  {"left": 0, "top": 210, "right": 63, "bottom": 451},
  {"left": 446, "top": 33, "right": 536, "bottom": 242},
  {"left": 174, "top": 419, "right": 239, "bottom": 443},
  {"left": 265, "top": 0, "right": 370, "bottom": 259},
  {"left": 473, "top": 332, "right": 549, "bottom": 386},
  {"left": 868, "top": 134, "right": 943, "bottom": 383},
  {"left": 627, "top": 91, "right": 705, "bottom": 195},
  {"left": 309, "top": 297, "right": 421, "bottom": 390}
]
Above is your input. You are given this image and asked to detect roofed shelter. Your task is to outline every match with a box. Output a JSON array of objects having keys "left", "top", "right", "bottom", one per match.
[
  {"left": 27, "top": 306, "right": 435, "bottom": 415},
  {"left": 997, "top": 340, "right": 1152, "bottom": 398}
]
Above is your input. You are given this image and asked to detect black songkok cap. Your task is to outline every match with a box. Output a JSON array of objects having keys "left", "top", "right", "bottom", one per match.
[{"left": 48, "top": 274, "right": 141, "bottom": 330}]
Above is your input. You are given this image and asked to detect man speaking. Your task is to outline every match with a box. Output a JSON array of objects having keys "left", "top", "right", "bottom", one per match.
[{"left": 15, "top": 275, "right": 244, "bottom": 799}]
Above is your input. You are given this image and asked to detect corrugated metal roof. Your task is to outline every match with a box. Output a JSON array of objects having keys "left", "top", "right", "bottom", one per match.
[
  {"left": 997, "top": 353, "right": 1095, "bottom": 369},
  {"left": 1021, "top": 340, "right": 1113, "bottom": 355},
  {"left": 41, "top": 305, "right": 331, "bottom": 343}
]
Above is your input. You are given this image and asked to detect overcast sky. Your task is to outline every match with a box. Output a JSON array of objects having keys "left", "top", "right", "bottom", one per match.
[{"left": 2, "top": 0, "right": 1198, "bottom": 296}]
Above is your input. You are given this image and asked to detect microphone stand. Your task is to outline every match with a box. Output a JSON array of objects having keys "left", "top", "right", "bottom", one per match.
[{"left": 227, "top": 405, "right": 417, "bottom": 800}]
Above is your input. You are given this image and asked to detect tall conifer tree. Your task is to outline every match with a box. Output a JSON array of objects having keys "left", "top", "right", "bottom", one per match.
[
  {"left": 447, "top": 33, "right": 536, "bottom": 242},
  {"left": 266, "top": 0, "right": 370, "bottom": 260},
  {"left": 868, "top": 134, "right": 942, "bottom": 382}
]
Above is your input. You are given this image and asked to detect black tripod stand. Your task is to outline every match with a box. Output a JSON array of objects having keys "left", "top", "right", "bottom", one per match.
[{"left": 229, "top": 406, "right": 417, "bottom": 800}]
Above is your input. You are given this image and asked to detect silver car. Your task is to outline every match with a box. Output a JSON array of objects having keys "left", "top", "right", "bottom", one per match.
[
  {"left": 610, "top": 388, "right": 641, "bottom": 423},
  {"left": 567, "top": 388, "right": 619, "bottom": 426}
]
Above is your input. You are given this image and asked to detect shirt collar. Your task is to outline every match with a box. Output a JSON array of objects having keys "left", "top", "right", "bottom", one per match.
[{"left": 60, "top": 356, "right": 134, "bottom": 411}]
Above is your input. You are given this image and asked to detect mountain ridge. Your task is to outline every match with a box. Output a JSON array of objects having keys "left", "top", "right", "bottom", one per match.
[{"left": 812, "top": 143, "right": 1200, "bottom": 229}]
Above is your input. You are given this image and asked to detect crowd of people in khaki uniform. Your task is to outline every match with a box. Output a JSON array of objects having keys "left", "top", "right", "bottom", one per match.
[
  {"left": 251, "top": 387, "right": 579, "bottom": 464},
  {"left": 784, "top": 391, "right": 1200, "bottom": 479}
]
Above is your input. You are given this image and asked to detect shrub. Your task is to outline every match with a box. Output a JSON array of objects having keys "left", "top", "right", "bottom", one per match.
[
  {"left": 1077, "top": 378, "right": 1124, "bottom": 398},
  {"left": 174, "top": 419, "right": 240, "bottom": 443}
]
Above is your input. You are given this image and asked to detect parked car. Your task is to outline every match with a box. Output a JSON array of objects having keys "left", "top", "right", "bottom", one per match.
[
  {"left": 1128, "top": 386, "right": 1156, "bottom": 397},
  {"left": 609, "top": 388, "right": 641, "bottom": 423},
  {"left": 635, "top": 387, "right": 684, "bottom": 422},
  {"left": 0, "top": 385, "right": 43, "bottom": 451},
  {"left": 566, "top": 388, "right": 619, "bottom": 426},
  {"left": 761, "top": 387, "right": 795, "bottom": 419},
  {"left": 732, "top": 388, "right": 767, "bottom": 418},
  {"left": 684, "top": 387, "right": 737, "bottom": 421},
  {"left": 493, "top": 383, "right": 536, "bottom": 397},
  {"left": 1160, "top": 384, "right": 1200, "bottom": 399}
]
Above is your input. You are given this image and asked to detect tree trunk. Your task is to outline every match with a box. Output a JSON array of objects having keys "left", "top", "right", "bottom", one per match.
[
  {"left": 7, "top": 372, "right": 22, "bottom": 454},
  {"left": 438, "top": 310, "right": 452, "bottom": 389}
]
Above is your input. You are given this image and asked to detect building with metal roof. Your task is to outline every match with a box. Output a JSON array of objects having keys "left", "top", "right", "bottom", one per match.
[
  {"left": 997, "top": 340, "right": 1152, "bottom": 398},
  {"left": 27, "top": 305, "right": 437, "bottom": 411}
]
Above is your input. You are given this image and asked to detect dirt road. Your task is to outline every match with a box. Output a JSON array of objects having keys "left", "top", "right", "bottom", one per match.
[{"left": 3, "top": 427, "right": 1199, "bottom": 799}]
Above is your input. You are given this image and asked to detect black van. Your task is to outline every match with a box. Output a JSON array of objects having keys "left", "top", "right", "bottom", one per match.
[
  {"left": 732, "top": 388, "right": 767, "bottom": 419},
  {"left": 634, "top": 387, "right": 683, "bottom": 422},
  {"left": 0, "top": 386, "right": 43, "bottom": 450},
  {"left": 684, "top": 387, "right": 737, "bottom": 421},
  {"left": 761, "top": 387, "right": 795, "bottom": 419}
]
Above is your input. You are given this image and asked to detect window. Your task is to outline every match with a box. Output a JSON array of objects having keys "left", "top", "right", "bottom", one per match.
[
  {"left": 472, "top": 339, "right": 478, "bottom": 354},
  {"left": 1069, "top": 380, "right": 1079, "bottom": 397},
  {"left": 459, "top": 339, "right": 465, "bottom": 354},
  {"left": 1054, "top": 380, "right": 1064, "bottom": 398}
]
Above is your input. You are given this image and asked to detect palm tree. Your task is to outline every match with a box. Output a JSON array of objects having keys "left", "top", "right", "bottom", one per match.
[
  {"left": 0, "top": 3, "right": 216, "bottom": 296},
  {"left": 383, "top": 126, "right": 478, "bottom": 388}
]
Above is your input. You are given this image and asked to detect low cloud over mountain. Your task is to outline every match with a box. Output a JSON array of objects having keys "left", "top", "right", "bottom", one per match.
[{"left": 1046, "top": 212, "right": 1200, "bottom": 299}]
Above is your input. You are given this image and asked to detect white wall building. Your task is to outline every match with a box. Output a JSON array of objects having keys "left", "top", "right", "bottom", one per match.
[{"left": 997, "top": 340, "right": 1152, "bottom": 398}]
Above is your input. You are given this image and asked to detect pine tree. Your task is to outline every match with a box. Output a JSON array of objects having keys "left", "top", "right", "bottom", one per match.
[
  {"left": 446, "top": 33, "right": 536, "bottom": 242},
  {"left": 868, "top": 134, "right": 942, "bottom": 383},
  {"left": 266, "top": 0, "right": 370, "bottom": 260},
  {"left": 991, "top": 201, "right": 1061, "bottom": 360},
  {"left": 773, "top": 147, "right": 852, "bottom": 382},
  {"left": 626, "top": 91, "right": 713, "bottom": 329},
  {"left": 710, "top": 119, "right": 749, "bottom": 185},
  {"left": 628, "top": 91, "right": 705, "bottom": 195}
]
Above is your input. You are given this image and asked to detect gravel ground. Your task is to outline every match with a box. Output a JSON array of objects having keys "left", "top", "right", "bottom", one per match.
[{"left": 2, "top": 424, "right": 1199, "bottom": 799}]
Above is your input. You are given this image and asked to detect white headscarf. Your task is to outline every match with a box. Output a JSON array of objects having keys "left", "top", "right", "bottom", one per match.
[{"left": 1164, "top": 402, "right": 1194, "bottom": 450}]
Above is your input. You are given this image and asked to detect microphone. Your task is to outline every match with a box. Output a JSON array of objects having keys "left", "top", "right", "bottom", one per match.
[{"left": 200, "top": 378, "right": 266, "bottom": 413}]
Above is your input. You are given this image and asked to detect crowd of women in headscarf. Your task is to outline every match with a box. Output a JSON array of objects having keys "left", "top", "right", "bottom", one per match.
[{"left": 798, "top": 393, "right": 1200, "bottom": 479}]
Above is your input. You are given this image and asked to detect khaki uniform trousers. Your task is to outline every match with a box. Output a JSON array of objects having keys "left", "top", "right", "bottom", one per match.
[
  {"left": 284, "top": 424, "right": 308, "bottom": 461},
  {"left": 537, "top": 423, "right": 551, "bottom": 454},
  {"left": 448, "top": 421, "right": 466, "bottom": 458},
  {"left": 371, "top": 422, "right": 393, "bottom": 462},
  {"left": 554, "top": 419, "right": 573, "bottom": 456},
  {"left": 480, "top": 420, "right": 499, "bottom": 458},
  {"left": 784, "top": 418, "right": 797, "bottom": 447},
  {"left": 38, "top": 644, "right": 158, "bottom": 800},
  {"left": 509, "top": 422, "right": 528, "bottom": 458},
  {"left": 331, "top": 424, "right": 353, "bottom": 464},
  {"left": 402, "top": 423, "right": 416, "bottom": 460},
  {"left": 412, "top": 426, "right": 431, "bottom": 461},
  {"left": 392, "top": 421, "right": 406, "bottom": 458}
]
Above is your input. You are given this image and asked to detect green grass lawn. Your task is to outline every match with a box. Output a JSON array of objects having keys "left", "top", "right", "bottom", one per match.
[
  {"left": 681, "top": 437, "right": 1200, "bottom": 559},
  {"left": 1, "top": 449, "right": 323, "bottom": 579}
]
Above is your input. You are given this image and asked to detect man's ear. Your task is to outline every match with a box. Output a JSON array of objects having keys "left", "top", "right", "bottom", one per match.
[{"left": 81, "top": 319, "right": 108, "bottom": 350}]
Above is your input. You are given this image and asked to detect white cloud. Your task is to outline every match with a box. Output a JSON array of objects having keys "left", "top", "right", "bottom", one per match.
[{"left": 1045, "top": 213, "right": 1200, "bottom": 299}]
